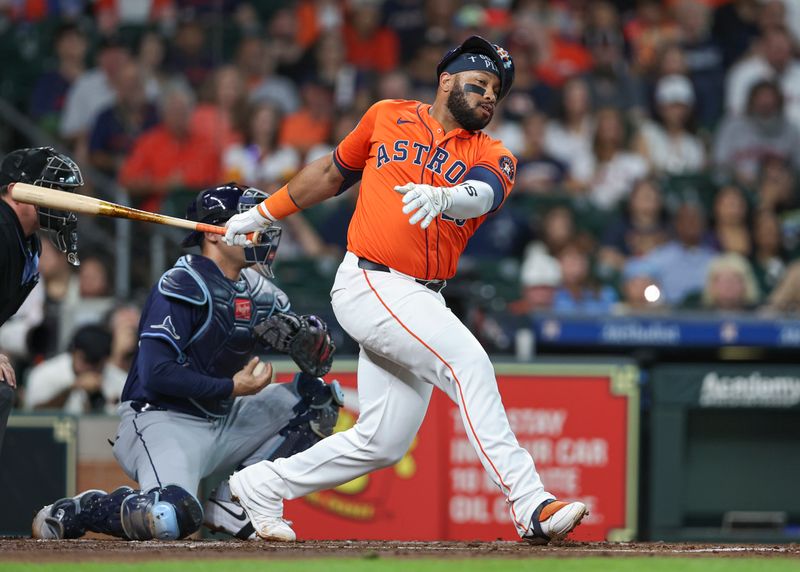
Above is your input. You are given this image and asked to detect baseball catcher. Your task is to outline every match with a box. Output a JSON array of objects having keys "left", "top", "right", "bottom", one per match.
[{"left": 31, "top": 183, "right": 342, "bottom": 541}]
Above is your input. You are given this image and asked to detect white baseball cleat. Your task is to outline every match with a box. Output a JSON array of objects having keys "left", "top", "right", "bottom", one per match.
[
  {"left": 524, "top": 499, "right": 588, "bottom": 545},
  {"left": 204, "top": 480, "right": 256, "bottom": 540},
  {"left": 228, "top": 469, "right": 296, "bottom": 542}
]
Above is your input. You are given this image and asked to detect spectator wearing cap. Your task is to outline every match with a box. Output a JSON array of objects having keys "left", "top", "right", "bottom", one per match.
[
  {"left": 28, "top": 23, "right": 88, "bottom": 136},
  {"left": 635, "top": 74, "right": 706, "bottom": 175},
  {"left": 24, "top": 324, "right": 120, "bottom": 415},
  {"left": 713, "top": 79, "right": 800, "bottom": 185},
  {"left": 61, "top": 36, "right": 159, "bottom": 157},
  {"left": 510, "top": 243, "right": 562, "bottom": 314},
  {"left": 725, "top": 26, "right": 800, "bottom": 129}
]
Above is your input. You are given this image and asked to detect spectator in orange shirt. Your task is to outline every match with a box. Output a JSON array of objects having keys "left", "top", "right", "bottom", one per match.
[
  {"left": 343, "top": 0, "right": 399, "bottom": 73},
  {"left": 277, "top": 78, "right": 333, "bottom": 155},
  {"left": 119, "top": 83, "right": 220, "bottom": 213}
]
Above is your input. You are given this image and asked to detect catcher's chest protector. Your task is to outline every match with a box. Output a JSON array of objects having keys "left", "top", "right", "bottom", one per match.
[{"left": 159, "top": 254, "right": 289, "bottom": 388}]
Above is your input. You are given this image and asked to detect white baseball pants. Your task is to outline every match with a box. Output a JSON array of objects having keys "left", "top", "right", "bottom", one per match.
[{"left": 234, "top": 251, "right": 553, "bottom": 535}]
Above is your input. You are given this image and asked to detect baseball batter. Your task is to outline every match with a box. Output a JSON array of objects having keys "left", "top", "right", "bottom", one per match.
[
  {"left": 223, "top": 36, "right": 587, "bottom": 543},
  {"left": 32, "top": 184, "right": 342, "bottom": 541}
]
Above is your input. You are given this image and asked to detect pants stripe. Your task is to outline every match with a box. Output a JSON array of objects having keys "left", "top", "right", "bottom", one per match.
[
  {"left": 132, "top": 412, "right": 162, "bottom": 490},
  {"left": 362, "top": 270, "right": 527, "bottom": 532}
]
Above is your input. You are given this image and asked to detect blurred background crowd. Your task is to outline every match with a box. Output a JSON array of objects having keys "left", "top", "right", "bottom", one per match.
[{"left": 3, "top": 0, "right": 800, "bottom": 412}]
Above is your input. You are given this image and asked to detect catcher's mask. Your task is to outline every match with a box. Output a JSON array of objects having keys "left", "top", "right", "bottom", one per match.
[
  {"left": 436, "top": 35, "right": 515, "bottom": 102},
  {"left": 0, "top": 146, "right": 83, "bottom": 265},
  {"left": 183, "top": 183, "right": 282, "bottom": 278}
]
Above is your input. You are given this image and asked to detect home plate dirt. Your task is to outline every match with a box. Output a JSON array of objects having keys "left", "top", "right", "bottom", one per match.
[{"left": 1, "top": 539, "right": 799, "bottom": 561}]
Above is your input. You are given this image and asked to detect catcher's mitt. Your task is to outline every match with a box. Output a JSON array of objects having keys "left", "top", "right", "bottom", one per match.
[{"left": 255, "top": 312, "right": 335, "bottom": 377}]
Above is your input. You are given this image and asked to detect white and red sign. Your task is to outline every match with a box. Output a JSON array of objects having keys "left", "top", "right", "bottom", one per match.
[{"left": 278, "top": 363, "right": 638, "bottom": 541}]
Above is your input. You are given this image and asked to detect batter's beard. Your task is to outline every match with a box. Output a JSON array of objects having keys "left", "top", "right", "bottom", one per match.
[{"left": 447, "top": 81, "right": 492, "bottom": 131}]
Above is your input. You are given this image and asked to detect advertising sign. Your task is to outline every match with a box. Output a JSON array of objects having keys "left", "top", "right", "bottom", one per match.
[{"left": 278, "top": 361, "right": 639, "bottom": 541}]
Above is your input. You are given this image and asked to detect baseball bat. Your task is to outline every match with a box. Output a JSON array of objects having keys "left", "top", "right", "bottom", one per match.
[{"left": 9, "top": 182, "right": 260, "bottom": 242}]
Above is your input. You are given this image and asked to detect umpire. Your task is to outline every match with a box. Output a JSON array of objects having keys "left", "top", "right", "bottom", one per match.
[{"left": 0, "top": 147, "right": 84, "bottom": 454}]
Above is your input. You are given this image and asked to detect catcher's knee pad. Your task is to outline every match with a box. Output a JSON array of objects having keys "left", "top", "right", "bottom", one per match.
[
  {"left": 120, "top": 485, "right": 203, "bottom": 541},
  {"left": 268, "top": 374, "right": 344, "bottom": 460}
]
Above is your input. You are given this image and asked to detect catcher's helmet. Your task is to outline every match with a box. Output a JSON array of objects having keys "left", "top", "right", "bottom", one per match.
[
  {"left": 183, "top": 183, "right": 282, "bottom": 278},
  {"left": 0, "top": 146, "right": 83, "bottom": 265},
  {"left": 437, "top": 35, "right": 515, "bottom": 101}
]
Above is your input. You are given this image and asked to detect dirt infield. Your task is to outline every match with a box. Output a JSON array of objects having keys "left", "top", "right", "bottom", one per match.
[{"left": 1, "top": 539, "right": 799, "bottom": 561}]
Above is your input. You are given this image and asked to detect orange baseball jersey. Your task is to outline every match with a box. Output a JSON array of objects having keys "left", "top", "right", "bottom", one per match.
[{"left": 333, "top": 99, "right": 517, "bottom": 280}]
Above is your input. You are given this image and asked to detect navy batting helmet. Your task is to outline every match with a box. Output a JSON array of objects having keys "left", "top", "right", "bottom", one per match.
[
  {"left": 436, "top": 35, "right": 515, "bottom": 101},
  {"left": 183, "top": 183, "right": 282, "bottom": 278},
  {"left": 0, "top": 146, "right": 83, "bottom": 265}
]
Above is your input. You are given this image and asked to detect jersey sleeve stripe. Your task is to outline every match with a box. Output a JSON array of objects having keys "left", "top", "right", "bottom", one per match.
[
  {"left": 465, "top": 165, "right": 506, "bottom": 212},
  {"left": 332, "top": 148, "right": 364, "bottom": 195},
  {"left": 333, "top": 146, "right": 362, "bottom": 172}
]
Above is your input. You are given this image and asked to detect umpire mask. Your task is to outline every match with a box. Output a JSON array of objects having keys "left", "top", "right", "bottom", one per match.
[
  {"left": 0, "top": 147, "right": 84, "bottom": 266},
  {"left": 183, "top": 183, "right": 282, "bottom": 278}
]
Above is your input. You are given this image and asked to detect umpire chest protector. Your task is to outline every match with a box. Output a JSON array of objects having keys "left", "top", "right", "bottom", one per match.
[{"left": 159, "top": 254, "right": 288, "bottom": 378}]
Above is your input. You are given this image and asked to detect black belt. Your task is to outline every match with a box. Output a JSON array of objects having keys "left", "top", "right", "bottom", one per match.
[
  {"left": 130, "top": 401, "right": 167, "bottom": 413},
  {"left": 357, "top": 257, "right": 447, "bottom": 293}
]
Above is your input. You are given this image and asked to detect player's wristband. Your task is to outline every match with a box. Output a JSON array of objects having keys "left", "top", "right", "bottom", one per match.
[{"left": 257, "top": 185, "right": 301, "bottom": 221}]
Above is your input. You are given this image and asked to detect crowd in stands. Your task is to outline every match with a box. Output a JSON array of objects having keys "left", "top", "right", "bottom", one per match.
[{"left": 6, "top": 0, "right": 800, "bottom": 404}]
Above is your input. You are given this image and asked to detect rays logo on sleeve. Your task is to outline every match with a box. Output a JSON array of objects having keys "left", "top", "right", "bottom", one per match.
[{"left": 150, "top": 315, "right": 181, "bottom": 340}]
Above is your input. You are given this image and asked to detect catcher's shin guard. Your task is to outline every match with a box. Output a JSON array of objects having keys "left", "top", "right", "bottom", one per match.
[
  {"left": 74, "top": 485, "right": 203, "bottom": 540},
  {"left": 121, "top": 485, "right": 203, "bottom": 540}
]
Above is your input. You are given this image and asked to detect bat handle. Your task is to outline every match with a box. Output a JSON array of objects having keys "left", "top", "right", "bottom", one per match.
[{"left": 196, "top": 222, "right": 260, "bottom": 245}]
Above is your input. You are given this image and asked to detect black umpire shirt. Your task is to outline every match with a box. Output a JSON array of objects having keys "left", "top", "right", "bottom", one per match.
[{"left": 0, "top": 199, "right": 40, "bottom": 326}]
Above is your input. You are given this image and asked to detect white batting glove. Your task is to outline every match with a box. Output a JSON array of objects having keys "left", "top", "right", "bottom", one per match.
[
  {"left": 394, "top": 183, "right": 454, "bottom": 229},
  {"left": 223, "top": 207, "right": 273, "bottom": 247}
]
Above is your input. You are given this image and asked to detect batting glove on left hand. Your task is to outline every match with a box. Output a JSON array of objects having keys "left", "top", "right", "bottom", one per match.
[
  {"left": 223, "top": 207, "right": 273, "bottom": 247},
  {"left": 394, "top": 183, "right": 454, "bottom": 229}
]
